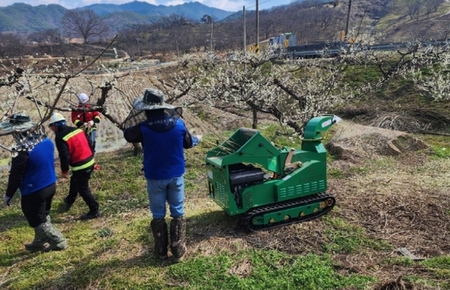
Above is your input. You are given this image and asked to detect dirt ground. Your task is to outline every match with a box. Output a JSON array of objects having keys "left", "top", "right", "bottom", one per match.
[
  {"left": 185, "top": 118, "right": 450, "bottom": 290},
  {"left": 327, "top": 122, "right": 450, "bottom": 289}
]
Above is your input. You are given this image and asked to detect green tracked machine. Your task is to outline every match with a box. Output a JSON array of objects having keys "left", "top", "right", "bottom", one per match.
[{"left": 206, "top": 114, "right": 340, "bottom": 231}]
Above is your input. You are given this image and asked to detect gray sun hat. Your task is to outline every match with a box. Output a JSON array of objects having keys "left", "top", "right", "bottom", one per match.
[
  {"left": 0, "top": 113, "right": 37, "bottom": 133},
  {"left": 132, "top": 88, "right": 175, "bottom": 111}
]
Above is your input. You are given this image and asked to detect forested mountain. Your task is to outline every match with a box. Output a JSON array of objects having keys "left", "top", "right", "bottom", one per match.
[
  {"left": 0, "top": 1, "right": 235, "bottom": 34},
  {"left": 0, "top": 3, "right": 67, "bottom": 34},
  {"left": 83, "top": 1, "right": 233, "bottom": 19}
]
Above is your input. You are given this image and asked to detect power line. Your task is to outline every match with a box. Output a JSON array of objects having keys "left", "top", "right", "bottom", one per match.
[{"left": 245, "top": 0, "right": 275, "bottom": 10}]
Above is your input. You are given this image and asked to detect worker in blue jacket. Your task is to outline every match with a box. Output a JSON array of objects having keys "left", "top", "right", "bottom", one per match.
[
  {"left": 123, "top": 88, "right": 201, "bottom": 262},
  {"left": 2, "top": 113, "right": 67, "bottom": 252}
]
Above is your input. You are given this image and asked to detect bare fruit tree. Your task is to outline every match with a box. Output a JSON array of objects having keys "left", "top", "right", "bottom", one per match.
[
  {"left": 171, "top": 51, "right": 281, "bottom": 130},
  {"left": 0, "top": 37, "right": 123, "bottom": 156},
  {"left": 167, "top": 49, "right": 352, "bottom": 136},
  {"left": 401, "top": 42, "right": 450, "bottom": 101},
  {"left": 62, "top": 9, "right": 109, "bottom": 44}
]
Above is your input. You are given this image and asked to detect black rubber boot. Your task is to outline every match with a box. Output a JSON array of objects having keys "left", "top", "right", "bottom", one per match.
[
  {"left": 150, "top": 219, "right": 168, "bottom": 260},
  {"left": 79, "top": 210, "right": 101, "bottom": 220},
  {"left": 63, "top": 197, "right": 74, "bottom": 212},
  {"left": 170, "top": 217, "right": 187, "bottom": 262}
]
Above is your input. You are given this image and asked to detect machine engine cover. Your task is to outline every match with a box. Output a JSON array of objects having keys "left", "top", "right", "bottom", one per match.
[{"left": 229, "top": 164, "right": 264, "bottom": 187}]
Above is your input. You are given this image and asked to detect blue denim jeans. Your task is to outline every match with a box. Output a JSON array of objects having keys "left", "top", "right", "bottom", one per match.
[
  {"left": 88, "top": 130, "right": 96, "bottom": 152},
  {"left": 146, "top": 176, "right": 184, "bottom": 219}
]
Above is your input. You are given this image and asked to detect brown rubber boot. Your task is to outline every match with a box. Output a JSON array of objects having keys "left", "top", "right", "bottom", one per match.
[
  {"left": 150, "top": 219, "right": 168, "bottom": 260},
  {"left": 170, "top": 217, "right": 187, "bottom": 262}
]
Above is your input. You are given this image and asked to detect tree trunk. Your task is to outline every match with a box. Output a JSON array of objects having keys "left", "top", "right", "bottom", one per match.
[{"left": 252, "top": 108, "right": 258, "bottom": 129}]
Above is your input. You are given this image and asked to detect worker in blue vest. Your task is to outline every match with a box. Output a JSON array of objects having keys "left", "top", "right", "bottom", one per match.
[
  {"left": 2, "top": 113, "right": 67, "bottom": 252},
  {"left": 123, "top": 88, "right": 201, "bottom": 262}
]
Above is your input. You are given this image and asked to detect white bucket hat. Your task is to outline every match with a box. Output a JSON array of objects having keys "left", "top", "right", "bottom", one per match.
[{"left": 132, "top": 88, "right": 175, "bottom": 111}]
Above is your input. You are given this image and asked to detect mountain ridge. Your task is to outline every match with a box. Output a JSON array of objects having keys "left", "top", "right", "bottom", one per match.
[{"left": 0, "top": 1, "right": 235, "bottom": 34}]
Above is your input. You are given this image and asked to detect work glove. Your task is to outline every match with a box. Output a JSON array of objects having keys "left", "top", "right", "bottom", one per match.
[
  {"left": 87, "top": 120, "right": 94, "bottom": 127},
  {"left": 3, "top": 194, "right": 12, "bottom": 207},
  {"left": 192, "top": 135, "right": 203, "bottom": 146}
]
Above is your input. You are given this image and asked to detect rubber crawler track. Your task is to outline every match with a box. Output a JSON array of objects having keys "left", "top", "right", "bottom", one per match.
[{"left": 241, "top": 192, "right": 336, "bottom": 232}]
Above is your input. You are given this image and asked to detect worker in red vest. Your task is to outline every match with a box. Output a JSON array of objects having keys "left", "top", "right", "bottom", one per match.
[
  {"left": 49, "top": 112, "right": 100, "bottom": 220},
  {"left": 71, "top": 93, "right": 101, "bottom": 153}
]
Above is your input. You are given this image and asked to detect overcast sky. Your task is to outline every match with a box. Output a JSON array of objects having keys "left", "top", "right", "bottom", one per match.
[{"left": 0, "top": 0, "right": 295, "bottom": 12}]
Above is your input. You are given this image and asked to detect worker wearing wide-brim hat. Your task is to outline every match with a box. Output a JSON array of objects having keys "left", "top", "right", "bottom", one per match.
[
  {"left": 123, "top": 88, "right": 202, "bottom": 263},
  {"left": 2, "top": 113, "right": 67, "bottom": 252}
]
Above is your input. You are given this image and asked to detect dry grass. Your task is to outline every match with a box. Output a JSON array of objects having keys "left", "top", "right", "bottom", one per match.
[
  {"left": 330, "top": 152, "right": 450, "bottom": 287},
  {"left": 186, "top": 127, "right": 450, "bottom": 289}
]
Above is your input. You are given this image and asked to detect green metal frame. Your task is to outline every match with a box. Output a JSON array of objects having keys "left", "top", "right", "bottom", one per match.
[{"left": 206, "top": 115, "right": 338, "bottom": 216}]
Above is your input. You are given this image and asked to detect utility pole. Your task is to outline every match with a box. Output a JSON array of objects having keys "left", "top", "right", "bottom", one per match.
[
  {"left": 136, "top": 38, "right": 140, "bottom": 57},
  {"left": 210, "top": 20, "right": 214, "bottom": 52},
  {"left": 243, "top": 6, "right": 246, "bottom": 55},
  {"left": 344, "top": 0, "right": 352, "bottom": 41},
  {"left": 255, "top": 0, "right": 259, "bottom": 53},
  {"left": 252, "top": 0, "right": 259, "bottom": 129}
]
